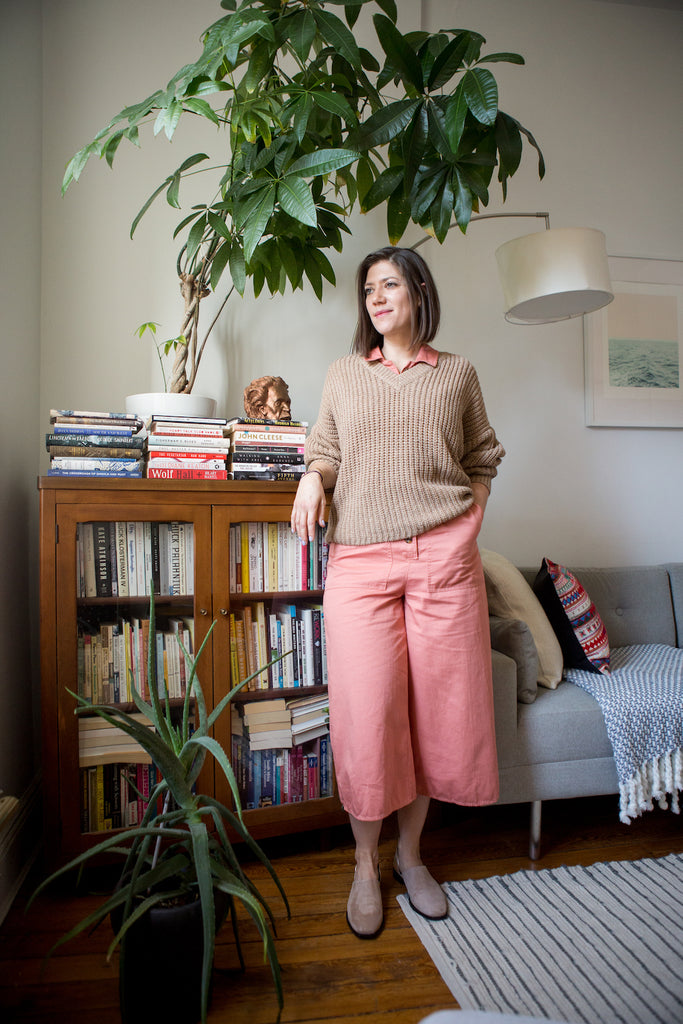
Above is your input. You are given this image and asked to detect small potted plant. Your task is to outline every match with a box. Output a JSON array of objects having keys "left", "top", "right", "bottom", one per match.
[{"left": 30, "top": 592, "right": 288, "bottom": 1024}]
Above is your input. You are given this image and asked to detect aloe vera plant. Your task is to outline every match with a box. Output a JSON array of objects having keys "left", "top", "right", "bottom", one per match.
[
  {"left": 62, "top": 0, "right": 543, "bottom": 394},
  {"left": 30, "top": 591, "right": 289, "bottom": 1023}
]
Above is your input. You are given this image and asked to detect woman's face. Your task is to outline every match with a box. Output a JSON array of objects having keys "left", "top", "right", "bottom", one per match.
[{"left": 363, "top": 260, "right": 414, "bottom": 344}]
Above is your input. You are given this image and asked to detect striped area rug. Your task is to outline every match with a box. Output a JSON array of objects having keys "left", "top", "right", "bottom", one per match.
[{"left": 398, "top": 854, "right": 683, "bottom": 1024}]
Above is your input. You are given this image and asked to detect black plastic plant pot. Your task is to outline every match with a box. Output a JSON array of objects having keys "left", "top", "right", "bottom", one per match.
[{"left": 117, "top": 897, "right": 212, "bottom": 1024}]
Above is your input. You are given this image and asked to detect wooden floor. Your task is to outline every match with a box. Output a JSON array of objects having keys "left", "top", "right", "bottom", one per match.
[{"left": 2, "top": 795, "right": 683, "bottom": 1024}]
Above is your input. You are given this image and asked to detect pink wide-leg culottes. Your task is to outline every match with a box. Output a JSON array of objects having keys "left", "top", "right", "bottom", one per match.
[{"left": 322, "top": 504, "right": 499, "bottom": 822}]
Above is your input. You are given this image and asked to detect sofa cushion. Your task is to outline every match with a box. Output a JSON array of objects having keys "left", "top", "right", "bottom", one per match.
[
  {"left": 481, "top": 549, "right": 563, "bottom": 688},
  {"left": 489, "top": 616, "right": 538, "bottom": 704},
  {"left": 512, "top": 682, "right": 613, "bottom": 767},
  {"left": 533, "top": 558, "right": 610, "bottom": 674}
]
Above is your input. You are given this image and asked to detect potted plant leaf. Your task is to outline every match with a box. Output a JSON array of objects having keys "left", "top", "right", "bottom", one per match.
[
  {"left": 62, "top": 0, "right": 543, "bottom": 400},
  {"left": 29, "top": 591, "right": 289, "bottom": 1024}
]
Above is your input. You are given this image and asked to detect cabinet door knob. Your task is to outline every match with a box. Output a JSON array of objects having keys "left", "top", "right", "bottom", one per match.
[
  {"left": 199, "top": 607, "right": 209, "bottom": 616},
  {"left": 220, "top": 607, "right": 228, "bottom": 616}
]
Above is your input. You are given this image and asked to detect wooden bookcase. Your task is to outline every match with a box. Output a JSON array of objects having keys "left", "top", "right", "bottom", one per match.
[{"left": 38, "top": 477, "right": 345, "bottom": 867}]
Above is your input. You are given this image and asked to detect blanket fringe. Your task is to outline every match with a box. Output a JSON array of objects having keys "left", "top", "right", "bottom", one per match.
[{"left": 620, "top": 747, "right": 683, "bottom": 824}]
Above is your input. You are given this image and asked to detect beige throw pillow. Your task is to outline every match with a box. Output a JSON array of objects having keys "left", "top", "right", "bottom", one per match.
[{"left": 481, "top": 548, "right": 564, "bottom": 688}]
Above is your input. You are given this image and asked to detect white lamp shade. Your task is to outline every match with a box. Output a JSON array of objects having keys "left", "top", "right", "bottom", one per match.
[{"left": 495, "top": 226, "right": 613, "bottom": 324}]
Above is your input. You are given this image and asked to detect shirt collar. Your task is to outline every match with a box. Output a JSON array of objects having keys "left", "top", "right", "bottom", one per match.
[{"left": 366, "top": 344, "right": 439, "bottom": 373}]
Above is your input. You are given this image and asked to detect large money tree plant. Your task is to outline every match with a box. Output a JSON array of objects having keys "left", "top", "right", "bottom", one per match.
[{"left": 64, "top": 0, "right": 544, "bottom": 393}]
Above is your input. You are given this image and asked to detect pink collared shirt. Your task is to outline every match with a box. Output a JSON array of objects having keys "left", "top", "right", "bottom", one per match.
[{"left": 366, "top": 344, "right": 439, "bottom": 374}]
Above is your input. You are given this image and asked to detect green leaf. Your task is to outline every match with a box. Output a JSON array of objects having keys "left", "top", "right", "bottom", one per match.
[
  {"left": 401, "top": 104, "right": 428, "bottom": 195},
  {"left": 358, "top": 98, "right": 420, "bottom": 148},
  {"left": 477, "top": 52, "right": 525, "bottom": 65},
  {"left": 427, "top": 33, "right": 470, "bottom": 92},
  {"left": 361, "top": 165, "right": 404, "bottom": 213},
  {"left": 311, "top": 9, "right": 362, "bottom": 70},
  {"left": 207, "top": 210, "right": 232, "bottom": 241},
  {"left": 103, "top": 132, "right": 124, "bottom": 169},
  {"left": 463, "top": 68, "right": 498, "bottom": 126},
  {"left": 495, "top": 111, "right": 523, "bottom": 196},
  {"left": 243, "top": 185, "right": 276, "bottom": 262},
  {"left": 229, "top": 239, "right": 246, "bottom": 295},
  {"left": 278, "top": 239, "right": 302, "bottom": 289},
  {"left": 287, "top": 148, "right": 359, "bottom": 177},
  {"left": 187, "top": 213, "right": 209, "bottom": 265},
  {"left": 373, "top": 14, "right": 423, "bottom": 93},
  {"left": 287, "top": 10, "right": 316, "bottom": 62},
  {"left": 355, "top": 157, "right": 376, "bottom": 205},
  {"left": 182, "top": 97, "right": 221, "bottom": 126},
  {"left": 62, "top": 144, "right": 95, "bottom": 194},
  {"left": 444, "top": 82, "right": 468, "bottom": 153},
  {"left": 431, "top": 177, "right": 454, "bottom": 243},
  {"left": 375, "top": 0, "right": 398, "bottom": 21},
  {"left": 310, "top": 247, "right": 336, "bottom": 287},
  {"left": 427, "top": 101, "right": 452, "bottom": 157},
  {"left": 515, "top": 119, "right": 546, "bottom": 179},
  {"left": 278, "top": 175, "right": 317, "bottom": 227},
  {"left": 153, "top": 99, "right": 183, "bottom": 140},
  {"left": 410, "top": 165, "right": 447, "bottom": 223},
  {"left": 310, "top": 89, "right": 356, "bottom": 123},
  {"left": 387, "top": 187, "right": 411, "bottom": 245},
  {"left": 303, "top": 247, "right": 323, "bottom": 300},
  {"left": 453, "top": 168, "right": 473, "bottom": 231},
  {"left": 244, "top": 40, "right": 273, "bottom": 94},
  {"left": 210, "top": 241, "right": 231, "bottom": 294}
]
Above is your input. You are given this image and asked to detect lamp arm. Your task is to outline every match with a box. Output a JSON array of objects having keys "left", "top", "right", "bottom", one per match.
[{"left": 411, "top": 211, "right": 550, "bottom": 251}]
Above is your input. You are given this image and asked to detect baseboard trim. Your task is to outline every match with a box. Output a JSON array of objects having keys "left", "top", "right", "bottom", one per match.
[{"left": 0, "top": 772, "right": 42, "bottom": 925}]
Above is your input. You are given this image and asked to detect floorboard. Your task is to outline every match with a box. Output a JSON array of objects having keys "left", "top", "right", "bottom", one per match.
[{"left": 2, "top": 795, "right": 682, "bottom": 1023}]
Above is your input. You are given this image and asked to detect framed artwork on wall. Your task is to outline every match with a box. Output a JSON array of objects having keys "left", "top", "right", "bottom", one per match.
[{"left": 584, "top": 255, "right": 683, "bottom": 428}]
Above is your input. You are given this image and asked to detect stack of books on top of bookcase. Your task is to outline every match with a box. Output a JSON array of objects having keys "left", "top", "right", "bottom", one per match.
[
  {"left": 145, "top": 415, "right": 230, "bottom": 479},
  {"left": 46, "top": 409, "right": 145, "bottom": 477},
  {"left": 226, "top": 418, "right": 308, "bottom": 480}
]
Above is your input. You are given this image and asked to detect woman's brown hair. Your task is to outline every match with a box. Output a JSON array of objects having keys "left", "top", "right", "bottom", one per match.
[{"left": 352, "top": 246, "right": 441, "bottom": 357}]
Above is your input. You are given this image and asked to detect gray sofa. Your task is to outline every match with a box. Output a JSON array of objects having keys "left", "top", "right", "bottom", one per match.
[{"left": 487, "top": 561, "right": 683, "bottom": 858}]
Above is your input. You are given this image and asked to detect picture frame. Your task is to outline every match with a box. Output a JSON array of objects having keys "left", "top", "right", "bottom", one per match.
[{"left": 583, "top": 255, "right": 683, "bottom": 428}]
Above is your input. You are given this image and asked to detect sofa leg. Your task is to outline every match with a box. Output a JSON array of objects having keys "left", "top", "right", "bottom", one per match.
[{"left": 529, "top": 800, "right": 542, "bottom": 860}]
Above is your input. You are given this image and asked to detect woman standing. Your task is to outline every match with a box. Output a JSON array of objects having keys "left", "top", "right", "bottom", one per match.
[{"left": 291, "top": 246, "right": 504, "bottom": 938}]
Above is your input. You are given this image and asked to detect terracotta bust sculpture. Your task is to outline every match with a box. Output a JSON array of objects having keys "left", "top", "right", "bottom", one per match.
[{"left": 243, "top": 375, "right": 292, "bottom": 421}]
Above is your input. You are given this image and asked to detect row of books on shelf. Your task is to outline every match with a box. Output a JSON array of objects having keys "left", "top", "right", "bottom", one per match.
[
  {"left": 231, "top": 600, "right": 326, "bottom": 690},
  {"left": 230, "top": 520, "right": 328, "bottom": 593},
  {"left": 77, "top": 521, "right": 195, "bottom": 598},
  {"left": 80, "top": 761, "right": 158, "bottom": 833},
  {"left": 46, "top": 409, "right": 311, "bottom": 481},
  {"left": 231, "top": 733, "right": 333, "bottom": 808},
  {"left": 78, "top": 616, "right": 194, "bottom": 704}
]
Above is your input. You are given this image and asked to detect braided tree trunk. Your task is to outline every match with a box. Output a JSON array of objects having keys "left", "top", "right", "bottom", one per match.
[{"left": 168, "top": 272, "right": 210, "bottom": 394}]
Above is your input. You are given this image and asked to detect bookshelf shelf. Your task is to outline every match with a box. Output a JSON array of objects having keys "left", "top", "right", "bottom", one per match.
[{"left": 39, "top": 477, "right": 344, "bottom": 868}]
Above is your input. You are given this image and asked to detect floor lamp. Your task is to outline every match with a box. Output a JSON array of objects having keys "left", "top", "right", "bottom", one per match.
[{"left": 413, "top": 212, "right": 614, "bottom": 325}]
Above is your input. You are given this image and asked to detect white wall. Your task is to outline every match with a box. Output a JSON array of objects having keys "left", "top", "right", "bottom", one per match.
[
  {"left": 39, "top": 0, "right": 683, "bottom": 572},
  {"left": 0, "top": 0, "right": 43, "bottom": 918}
]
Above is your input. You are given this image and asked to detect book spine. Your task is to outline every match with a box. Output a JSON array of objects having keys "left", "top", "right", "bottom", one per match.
[{"left": 146, "top": 467, "right": 228, "bottom": 479}]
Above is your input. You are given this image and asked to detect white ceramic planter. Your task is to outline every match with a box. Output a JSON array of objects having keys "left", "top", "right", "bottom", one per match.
[{"left": 125, "top": 392, "right": 217, "bottom": 424}]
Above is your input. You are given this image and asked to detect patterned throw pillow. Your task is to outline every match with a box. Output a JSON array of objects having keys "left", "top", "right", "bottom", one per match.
[{"left": 533, "top": 557, "right": 610, "bottom": 674}]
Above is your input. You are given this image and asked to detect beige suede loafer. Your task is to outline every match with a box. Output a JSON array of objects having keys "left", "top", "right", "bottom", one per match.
[
  {"left": 346, "top": 868, "right": 383, "bottom": 939},
  {"left": 393, "top": 857, "right": 448, "bottom": 920}
]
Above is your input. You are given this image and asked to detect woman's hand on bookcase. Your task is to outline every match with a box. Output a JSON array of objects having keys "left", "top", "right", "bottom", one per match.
[{"left": 291, "top": 470, "right": 326, "bottom": 545}]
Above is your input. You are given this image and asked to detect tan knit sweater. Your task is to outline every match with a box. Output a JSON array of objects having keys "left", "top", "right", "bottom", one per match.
[{"left": 305, "top": 352, "right": 505, "bottom": 545}]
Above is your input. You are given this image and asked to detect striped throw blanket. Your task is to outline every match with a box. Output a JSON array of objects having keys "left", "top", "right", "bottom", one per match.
[{"left": 566, "top": 644, "right": 683, "bottom": 823}]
